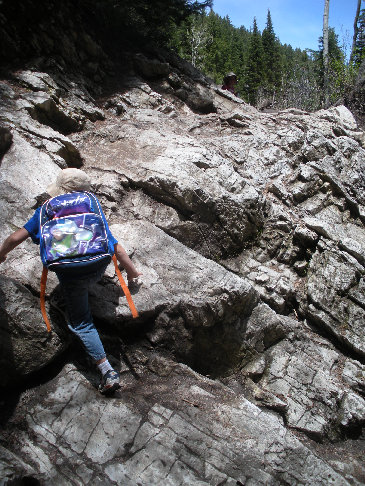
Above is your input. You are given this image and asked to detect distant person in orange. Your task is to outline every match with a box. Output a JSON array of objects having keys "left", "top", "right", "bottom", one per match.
[{"left": 222, "top": 72, "right": 238, "bottom": 96}]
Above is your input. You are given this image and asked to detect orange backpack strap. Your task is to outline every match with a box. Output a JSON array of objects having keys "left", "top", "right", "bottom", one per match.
[
  {"left": 112, "top": 255, "right": 139, "bottom": 318},
  {"left": 40, "top": 266, "right": 52, "bottom": 332}
]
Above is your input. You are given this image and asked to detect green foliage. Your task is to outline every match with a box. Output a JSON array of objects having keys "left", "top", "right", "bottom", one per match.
[
  {"left": 330, "top": 59, "right": 358, "bottom": 101},
  {"left": 279, "top": 48, "right": 322, "bottom": 111},
  {"left": 316, "top": 27, "right": 344, "bottom": 68},
  {"left": 169, "top": 7, "right": 353, "bottom": 111},
  {"left": 170, "top": 8, "right": 290, "bottom": 106},
  {"left": 169, "top": 10, "right": 250, "bottom": 87},
  {"left": 261, "top": 10, "right": 282, "bottom": 94},
  {"left": 244, "top": 18, "right": 265, "bottom": 104},
  {"left": 353, "top": 8, "right": 365, "bottom": 67},
  {"left": 315, "top": 27, "right": 356, "bottom": 105},
  {"left": 80, "top": 0, "right": 213, "bottom": 48},
  {"left": 202, "top": 12, "right": 235, "bottom": 78}
]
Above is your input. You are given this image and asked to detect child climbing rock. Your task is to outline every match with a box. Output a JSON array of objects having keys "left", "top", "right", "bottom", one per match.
[{"left": 0, "top": 168, "right": 142, "bottom": 395}]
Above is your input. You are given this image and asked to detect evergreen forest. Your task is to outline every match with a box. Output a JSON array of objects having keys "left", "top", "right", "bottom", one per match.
[
  {"left": 1, "top": 0, "right": 364, "bottom": 113},
  {"left": 168, "top": 6, "right": 365, "bottom": 111}
]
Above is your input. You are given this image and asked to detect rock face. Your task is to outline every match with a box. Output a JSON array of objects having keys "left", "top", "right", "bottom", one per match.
[
  {"left": 0, "top": 275, "right": 68, "bottom": 386},
  {"left": 1, "top": 362, "right": 357, "bottom": 486},
  {"left": 1, "top": 50, "right": 365, "bottom": 485}
]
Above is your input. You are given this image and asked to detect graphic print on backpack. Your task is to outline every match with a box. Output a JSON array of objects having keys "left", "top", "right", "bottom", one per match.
[
  {"left": 40, "top": 192, "right": 111, "bottom": 269},
  {"left": 43, "top": 214, "right": 108, "bottom": 262},
  {"left": 49, "top": 218, "right": 93, "bottom": 258}
]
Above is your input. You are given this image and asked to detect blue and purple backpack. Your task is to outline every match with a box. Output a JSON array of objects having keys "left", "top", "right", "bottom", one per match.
[
  {"left": 38, "top": 191, "right": 139, "bottom": 331},
  {"left": 40, "top": 191, "right": 113, "bottom": 274}
]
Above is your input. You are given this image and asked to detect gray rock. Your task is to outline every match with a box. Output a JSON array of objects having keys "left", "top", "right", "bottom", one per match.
[
  {"left": 0, "top": 362, "right": 354, "bottom": 485},
  {"left": 81, "top": 108, "right": 265, "bottom": 259},
  {"left": 1, "top": 56, "right": 365, "bottom": 484},
  {"left": 92, "top": 221, "right": 258, "bottom": 374},
  {"left": 237, "top": 304, "right": 365, "bottom": 441},
  {"left": 0, "top": 126, "right": 13, "bottom": 160},
  {"left": 0, "top": 445, "right": 37, "bottom": 486},
  {"left": 134, "top": 53, "right": 171, "bottom": 79},
  {"left": 306, "top": 244, "right": 365, "bottom": 357},
  {"left": 0, "top": 275, "right": 67, "bottom": 386},
  {"left": 13, "top": 70, "right": 61, "bottom": 95},
  {"left": 24, "top": 90, "right": 101, "bottom": 135},
  {"left": 342, "top": 359, "right": 365, "bottom": 394}
]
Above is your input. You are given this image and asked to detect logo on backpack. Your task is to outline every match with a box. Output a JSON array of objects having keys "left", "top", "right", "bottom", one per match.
[{"left": 40, "top": 192, "right": 111, "bottom": 271}]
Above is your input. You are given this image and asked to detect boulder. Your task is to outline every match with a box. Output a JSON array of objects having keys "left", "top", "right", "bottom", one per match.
[
  {"left": 1, "top": 361, "right": 356, "bottom": 485},
  {"left": 306, "top": 241, "right": 365, "bottom": 357},
  {"left": 0, "top": 446, "right": 37, "bottom": 486},
  {"left": 81, "top": 105, "right": 265, "bottom": 260},
  {"left": 93, "top": 221, "right": 258, "bottom": 375},
  {"left": 0, "top": 275, "right": 67, "bottom": 386},
  {"left": 0, "top": 125, "right": 12, "bottom": 160},
  {"left": 238, "top": 304, "right": 365, "bottom": 441},
  {"left": 134, "top": 53, "right": 170, "bottom": 79}
]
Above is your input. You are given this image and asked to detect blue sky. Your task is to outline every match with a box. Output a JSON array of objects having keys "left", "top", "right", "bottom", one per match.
[{"left": 211, "top": 0, "right": 360, "bottom": 54}]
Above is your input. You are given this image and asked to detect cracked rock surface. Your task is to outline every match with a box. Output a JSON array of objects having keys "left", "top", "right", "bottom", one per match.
[
  {"left": 1, "top": 51, "right": 365, "bottom": 485},
  {"left": 2, "top": 362, "right": 359, "bottom": 486}
]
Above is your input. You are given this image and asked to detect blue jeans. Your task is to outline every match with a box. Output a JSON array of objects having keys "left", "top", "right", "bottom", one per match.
[{"left": 57, "top": 262, "right": 108, "bottom": 362}]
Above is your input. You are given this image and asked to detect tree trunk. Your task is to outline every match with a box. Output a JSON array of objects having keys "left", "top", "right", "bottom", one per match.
[
  {"left": 323, "top": 0, "right": 330, "bottom": 107},
  {"left": 350, "top": 0, "right": 362, "bottom": 64}
]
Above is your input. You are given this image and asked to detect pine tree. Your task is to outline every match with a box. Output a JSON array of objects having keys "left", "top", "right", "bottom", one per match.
[
  {"left": 316, "top": 28, "right": 345, "bottom": 78},
  {"left": 262, "top": 10, "right": 282, "bottom": 97},
  {"left": 315, "top": 27, "right": 347, "bottom": 104},
  {"left": 280, "top": 47, "right": 321, "bottom": 110},
  {"left": 350, "top": 0, "right": 362, "bottom": 65},
  {"left": 354, "top": 8, "right": 365, "bottom": 66},
  {"left": 202, "top": 11, "right": 248, "bottom": 85},
  {"left": 204, "top": 11, "right": 232, "bottom": 82},
  {"left": 168, "top": 7, "right": 323, "bottom": 110},
  {"left": 245, "top": 17, "right": 264, "bottom": 105},
  {"left": 230, "top": 26, "right": 250, "bottom": 95},
  {"left": 323, "top": 0, "right": 330, "bottom": 106},
  {"left": 86, "top": 0, "right": 213, "bottom": 46},
  {"left": 170, "top": 13, "right": 212, "bottom": 69}
]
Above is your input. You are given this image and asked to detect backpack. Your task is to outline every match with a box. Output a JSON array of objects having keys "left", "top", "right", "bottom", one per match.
[
  {"left": 40, "top": 191, "right": 112, "bottom": 272},
  {"left": 39, "top": 192, "right": 138, "bottom": 331}
]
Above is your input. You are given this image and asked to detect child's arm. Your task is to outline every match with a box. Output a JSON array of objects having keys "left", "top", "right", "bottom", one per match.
[
  {"left": 114, "top": 243, "right": 142, "bottom": 282},
  {"left": 0, "top": 228, "right": 30, "bottom": 263}
]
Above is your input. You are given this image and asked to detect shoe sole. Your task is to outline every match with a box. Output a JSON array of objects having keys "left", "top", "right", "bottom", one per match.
[{"left": 99, "top": 381, "right": 121, "bottom": 395}]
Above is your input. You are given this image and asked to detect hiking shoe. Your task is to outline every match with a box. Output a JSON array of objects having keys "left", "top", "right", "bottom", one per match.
[{"left": 99, "top": 370, "right": 121, "bottom": 395}]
